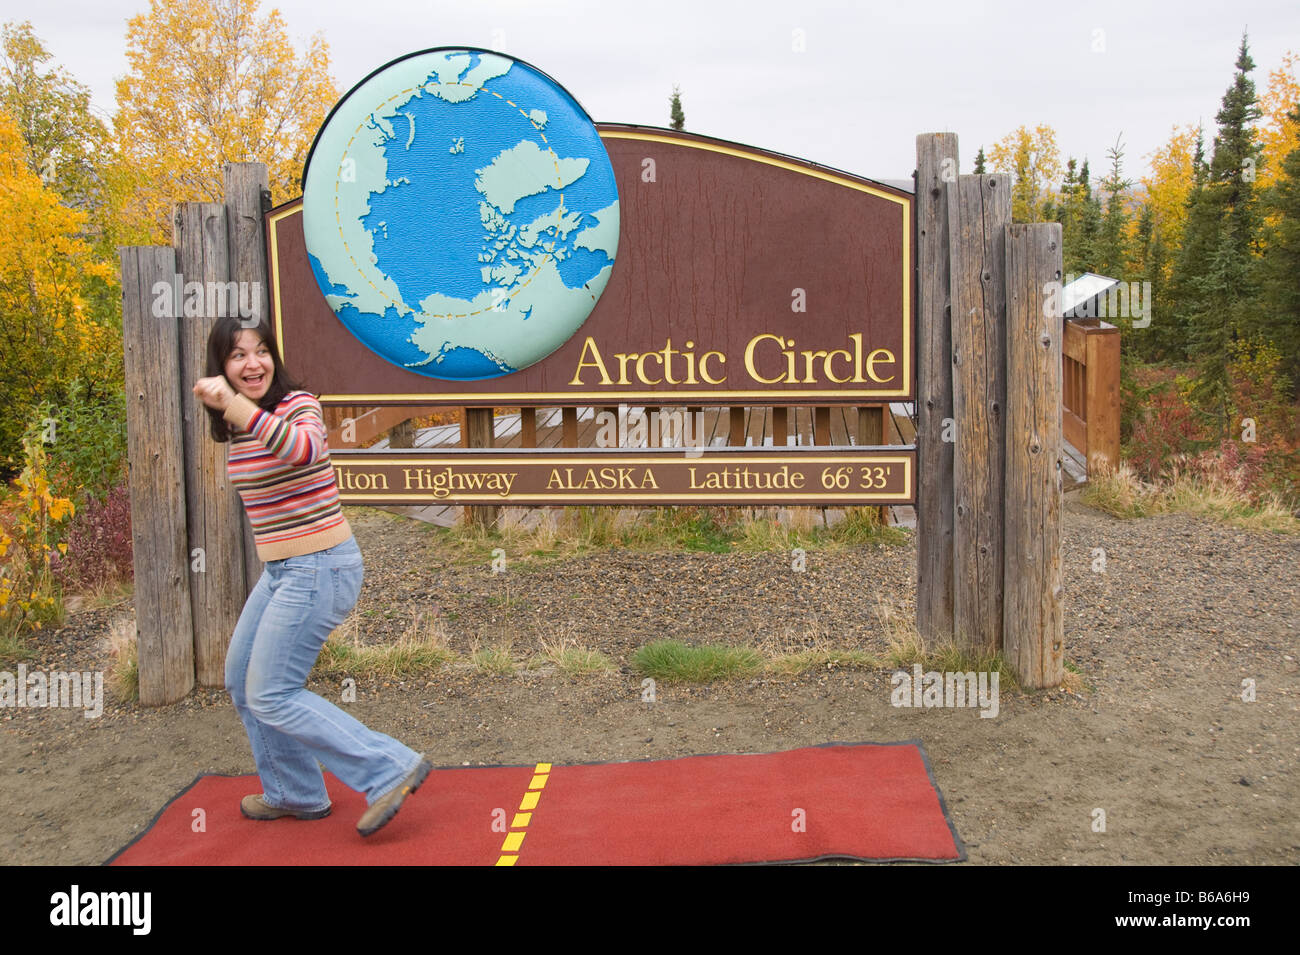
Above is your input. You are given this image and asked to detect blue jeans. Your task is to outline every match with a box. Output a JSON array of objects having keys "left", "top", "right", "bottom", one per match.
[{"left": 225, "top": 536, "right": 422, "bottom": 810}]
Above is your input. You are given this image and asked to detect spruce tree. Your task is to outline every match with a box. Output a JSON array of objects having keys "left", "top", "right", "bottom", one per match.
[
  {"left": 669, "top": 85, "right": 685, "bottom": 131},
  {"left": 1073, "top": 158, "right": 1102, "bottom": 273},
  {"left": 1254, "top": 106, "right": 1300, "bottom": 394},
  {"left": 1095, "top": 136, "right": 1132, "bottom": 281},
  {"left": 1178, "top": 34, "right": 1264, "bottom": 432},
  {"left": 1164, "top": 126, "right": 1209, "bottom": 360},
  {"left": 1130, "top": 203, "right": 1164, "bottom": 361},
  {"left": 973, "top": 146, "right": 986, "bottom": 174},
  {"left": 1058, "top": 159, "right": 1085, "bottom": 273}
]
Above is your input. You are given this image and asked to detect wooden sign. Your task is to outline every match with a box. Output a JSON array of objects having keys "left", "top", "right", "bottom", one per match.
[
  {"left": 271, "top": 122, "right": 913, "bottom": 406},
  {"left": 330, "top": 446, "right": 914, "bottom": 506}
]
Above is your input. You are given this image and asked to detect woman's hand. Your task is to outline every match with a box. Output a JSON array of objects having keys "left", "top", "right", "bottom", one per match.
[{"left": 194, "top": 375, "right": 237, "bottom": 412}]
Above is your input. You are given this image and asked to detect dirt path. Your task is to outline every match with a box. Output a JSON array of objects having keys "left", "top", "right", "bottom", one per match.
[{"left": 2, "top": 498, "right": 1296, "bottom": 865}]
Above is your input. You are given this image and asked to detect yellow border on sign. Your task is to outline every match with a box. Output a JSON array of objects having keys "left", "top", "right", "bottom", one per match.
[
  {"left": 270, "top": 128, "right": 913, "bottom": 403},
  {"left": 331, "top": 453, "right": 914, "bottom": 503}
]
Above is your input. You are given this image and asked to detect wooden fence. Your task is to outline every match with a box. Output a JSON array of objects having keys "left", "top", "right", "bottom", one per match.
[
  {"left": 122, "top": 164, "right": 271, "bottom": 703},
  {"left": 915, "top": 133, "right": 1064, "bottom": 688}
]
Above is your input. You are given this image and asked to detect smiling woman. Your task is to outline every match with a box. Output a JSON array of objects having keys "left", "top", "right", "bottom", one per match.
[{"left": 191, "top": 314, "right": 432, "bottom": 838}]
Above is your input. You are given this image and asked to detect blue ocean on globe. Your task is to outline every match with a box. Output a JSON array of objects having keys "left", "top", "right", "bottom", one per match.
[{"left": 302, "top": 49, "right": 620, "bottom": 381}]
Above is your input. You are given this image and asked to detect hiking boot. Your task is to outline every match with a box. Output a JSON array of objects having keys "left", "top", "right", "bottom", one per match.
[
  {"left": 241, "top": 793, "right": 331, "bottom": 821},
  {"left": 357, "top": 757, "right": 433, "bottom": 837}
]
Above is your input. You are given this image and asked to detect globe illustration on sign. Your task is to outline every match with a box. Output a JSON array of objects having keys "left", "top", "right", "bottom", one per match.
[{"left": 302, "top": 49, "right": 620, "bottom": 381}]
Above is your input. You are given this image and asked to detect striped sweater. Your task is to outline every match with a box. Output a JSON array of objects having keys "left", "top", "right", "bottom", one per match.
[{"left": 223, "top": 391, "right": 352, "bottom": 562}]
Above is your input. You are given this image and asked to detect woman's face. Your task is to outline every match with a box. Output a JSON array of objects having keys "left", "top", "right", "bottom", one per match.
[{"left": 224, "top": 330, "right": 275, "bottom": 402}]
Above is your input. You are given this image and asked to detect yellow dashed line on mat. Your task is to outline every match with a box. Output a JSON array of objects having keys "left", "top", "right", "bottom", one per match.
[{"left": 495, "top": 761, "right": 551, "bottom": 866}]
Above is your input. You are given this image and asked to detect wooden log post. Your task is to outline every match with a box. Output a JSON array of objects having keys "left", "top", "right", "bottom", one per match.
[
  {"left": 175, "top": 202, "right": 249, "bottom": 687},
  {"left": 223, "top": 163, "right": 271, "bottom": 601},
  {"left": 947, "top": 174, "right": 1010, "bottom": 654},
  {"left": 1003, "top": 224, "right": 1064, "bottom": 688},
  {"left": 915, "top": 133, "right": 958, "bottom": 647},
  {"left": 121, "top": 247, "right": 196, "bottom": 705}
]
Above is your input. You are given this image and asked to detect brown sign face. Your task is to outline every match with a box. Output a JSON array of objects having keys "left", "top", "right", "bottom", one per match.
[
  {"left": 329, "top": 448, "right": 915, "bottom": 505},
  {"left": 269, "top": 124, "right": 913, "bottom": 406}
]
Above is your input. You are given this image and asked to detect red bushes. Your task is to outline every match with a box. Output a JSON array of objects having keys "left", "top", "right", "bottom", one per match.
[{"left": 49, "top": 479, "right": 134, "bottom": 594}]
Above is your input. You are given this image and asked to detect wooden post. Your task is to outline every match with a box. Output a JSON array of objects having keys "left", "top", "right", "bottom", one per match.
[
  {"left": 174, "top": 202, "right": 247, "bottom": 687},
  {"left": 463, "top": 408, "right": 497, "bottom": 527},
  {"left": 1085, "top": 326, "right": 1121, "bottom": 474},
  {"left": 728, "top": 407, "right": 745, "bottom": 446},
  {"left": 120, "top": 247, "right": 196, "bottom": 705},
  {"left": 561, "top": 407, "right": 578, "bottom": 447},
  {"left": 223, "top": 163, "right": 270, "bottom": 601},
  {"left": 772, "top": 407, "right": 789, "bottom": 446},
  {"left": 915, "top": 133, "right": 958, "bottom": 647},
  {"left": 1003, "top": 224, "right": 1064, "bottom": 688},
  {"left": 856, "top": 405, "right": 888, "bottom": 524},
  {"left": 521, "top": 407, "right": 538, "bottom": 448},
  {"left": 947, "top": 174, "right": 1010, "bottom": 654},
  {"left": 813, "top": 407, "right": 831, "bottom": 446}
]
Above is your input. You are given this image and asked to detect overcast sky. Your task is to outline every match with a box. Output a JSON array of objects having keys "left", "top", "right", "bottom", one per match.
[{"left": 10, "top": 0, "right": 1300, "bottom": 184}]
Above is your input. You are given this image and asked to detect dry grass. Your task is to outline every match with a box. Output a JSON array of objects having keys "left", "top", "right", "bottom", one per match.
[
  {"left": 873, "top": 597, "right": 1019, "bottom": 690},
  {"left": 533, "top": 631, "right": 615, "bottom": 675},
  {"left": 468, "top": 638, "right": 516, "bottom": 675},
  {"left": 1083, "top": 463, "right": 1299, "bottom": 533},
  {"left": 105, "top": 614, "right": 139, "bottom": 702},
  {"left": 315, "top": 610, "right": 458, "bottom": 679},
  {"left": 755, "top": 623, "right": 881, "bottom": 674}
]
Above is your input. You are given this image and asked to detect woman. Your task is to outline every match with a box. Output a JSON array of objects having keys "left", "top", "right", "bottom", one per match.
[{"left": 193, "top": 315, "right": 431, "bottom": 837}]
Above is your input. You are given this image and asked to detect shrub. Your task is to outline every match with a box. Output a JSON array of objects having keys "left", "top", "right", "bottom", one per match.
[
  {"left": 0, "top": 426, "right": 76, "bottom": 650},
  {"left": 49, "top": 472, "right": 133, "bottom": 594},
  {"left": 42, "top": 379, "right": 129, "bottom": 506}
]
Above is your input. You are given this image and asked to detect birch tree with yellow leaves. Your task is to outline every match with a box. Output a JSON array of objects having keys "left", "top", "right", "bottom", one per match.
[
  {"left": 1257, "top": 51, "right": 1298, "bottom": 194},
  {"left": 987, "top": 124, "right": 1063, "bottom": 223},
  {"left": 113, "top": 0, "right": 338, "bottom": 243},
  {"left": 0, "top": 110, "right": 113, "bottom": 477},
  {"left": 1139, "top": 124, "right": 1200, "bottom": 288}
]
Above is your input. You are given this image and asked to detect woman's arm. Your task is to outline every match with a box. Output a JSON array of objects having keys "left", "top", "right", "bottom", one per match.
[{"left": 222, "top": 392, "right": 328, "bottom": 467}]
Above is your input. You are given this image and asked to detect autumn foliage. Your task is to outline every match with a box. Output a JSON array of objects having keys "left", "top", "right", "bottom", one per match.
[
  {"left": 114, "top": 0, "right": 337, "bottom": 242},
  {"left": 1, "top": 1, "right": 339, "bottom": 650}
]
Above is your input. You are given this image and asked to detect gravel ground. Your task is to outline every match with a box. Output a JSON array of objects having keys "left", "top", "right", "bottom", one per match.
[{"left": 1, "top": 494, "right": 1297, "bottom": 865}]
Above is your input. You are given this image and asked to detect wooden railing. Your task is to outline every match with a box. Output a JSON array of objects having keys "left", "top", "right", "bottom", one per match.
[
  {"left": 323, "top": 405, "right": 442, "bottom": 448},
  {"left": 324, "top": 404, "right": 903, "bottom": 453},
  {"left": 1062, "top": 319, "right": 1120, "bottom": 473}
]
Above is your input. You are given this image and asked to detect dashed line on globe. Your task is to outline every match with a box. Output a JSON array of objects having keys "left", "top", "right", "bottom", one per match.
[
  {"left": 495, "top": 761, "right": 551, "bottom": 866},
  {"left": 332, "top": 79, "right": 569, "bottom": 320}
]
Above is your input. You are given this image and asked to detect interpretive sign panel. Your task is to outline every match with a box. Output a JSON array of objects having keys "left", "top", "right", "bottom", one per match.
[
  {"left": 270, "top": 49, "right": 913, "bottom": 407},
  {"left": 329, "top": 447, "right": 915, "bottom": 506}
]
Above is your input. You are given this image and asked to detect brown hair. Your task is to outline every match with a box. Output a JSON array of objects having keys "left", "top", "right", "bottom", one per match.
[{"left": 202, "top": 315, "right": 308, "bottom": 443}]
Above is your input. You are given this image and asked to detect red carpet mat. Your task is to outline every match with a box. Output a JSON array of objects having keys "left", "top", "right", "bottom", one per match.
[{"left": 107, "top": 741, "right": 965, "bottom": 865}]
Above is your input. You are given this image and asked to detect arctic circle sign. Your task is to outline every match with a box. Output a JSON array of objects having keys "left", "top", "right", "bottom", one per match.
[{"left": 301, "top": 48, "right": 620, "bottom": 381}]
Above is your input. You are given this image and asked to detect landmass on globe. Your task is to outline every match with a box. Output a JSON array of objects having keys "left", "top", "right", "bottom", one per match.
[{"left": 302, "top": 50, "right": 620, "bottom": 381}]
